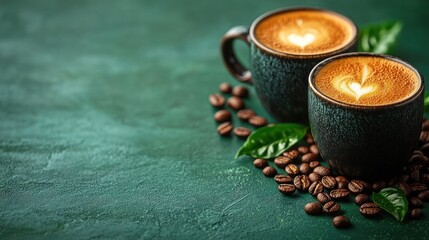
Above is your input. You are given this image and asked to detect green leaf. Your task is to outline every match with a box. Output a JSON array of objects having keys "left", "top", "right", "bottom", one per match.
[
  {"left": 235, "top": 123, "right": 307, "bottom": 159},
  {"left": 424, "top": 92, "right": 429, "bottom": 110},
  {"left": 372, "top": 187, "right": 408, "bottom": 222},
  {"left": 358, "top": 20, "right": 403, "bottom": 54}
]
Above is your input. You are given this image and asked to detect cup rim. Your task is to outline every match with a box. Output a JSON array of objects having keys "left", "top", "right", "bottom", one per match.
[
  {"left": 308, "top": 52, "right": 425, "bottom": 109},
  {"left": 249, "top": 7, "right": 358, "bottom": 59}
]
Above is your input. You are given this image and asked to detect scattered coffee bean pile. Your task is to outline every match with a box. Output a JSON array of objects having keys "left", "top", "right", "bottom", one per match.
[
  {"left": 253, "top": 124, "right": 429, "bottom": 228},
  {"left": 209, "top": 83, "right": 429, "bottom": 229},
  {"left": 209, "top": 83, "right": 267, "bottom": 138}
]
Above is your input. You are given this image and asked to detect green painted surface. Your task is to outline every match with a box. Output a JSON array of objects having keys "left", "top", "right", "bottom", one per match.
[{"left": 1, "top": 0, "right": 428, "bottom": 239}]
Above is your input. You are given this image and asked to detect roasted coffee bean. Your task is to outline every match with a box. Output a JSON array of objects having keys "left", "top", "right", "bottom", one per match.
[
  {"left": 219, "top": 82, "right": 232, "bottom": 93},
  {"left": 297, "top": 146, "right": 309, "bottom": 154},
  {"left": 333, "top": 215, "right": 351, "bottom": 229},
  {"left": 217, "top": 122, "right": 233, "bottom": 136},
  {"left": 309, "top": 144, "right": 320, "bottom": 155},
  {"left": 233, "top": 127, "right": 251, "bottom": 138},
  {"left": 412, "top": 149, "right": 424, "bottom": 156},
  {"left": 313, "top": 166, "right": 331, "bottom": 176},
  {"left": 283, "top": 150, "right": 300, "bottom": 159},
  {"left": 227, "top": 96, "right": 244, "bottom": 110},
  {"left": 323, "top": 201, "right": 341, "bottom": 214},
  {"left": 348, "top": 180, "right": 365, "bottom": 194},
  {"left": 372, "top": 180, "right": 387, "bottom": 192},
  {"left": 309, "top": 181, "right": 324, "bottom": 196},
  {"left": 299, "top": 163, "right": 312, "bottom": 175},
  {"left": 249, "top": 116, "right": 267, "bottom": 127},
  {"left": 294, "top": 175, "right": 311, "bottom": 191},
  {"left": 337, "top": 182, "right": 349, "bottom": 189},
  {"left": 322, "top": 176, "right": 337, "bottom": 189},
  {"left": 335, "top": 176, "right": 349, "bottom": 189},
  {"left": 232, "top": 85, "right": 248, "bottom": 97},
  {"left": 409, "top": 153, "right": 428, "bottom": 164},
  {"left": 417, "top": 190, "right": 429, "bottom": 201},
  {"left": 415, "top": 149, "right": 425, "bottom": 156},
  {"left": 419, "top": 131, "right": 429, "bottom": 144},
  {"left": 209, "top": 93, "right": 225, "bottom": 107},
  {"left": 412, "top": 152, "right": 424, "bottom": 160},
  {"left": 274, "top": 156, "right": 293, "bottom": 168},
  {"left": 409, "top": 154, "right": 424, "bottom": 164},
  {"left": 304, "top": 202, "right": 322, "bottom": 215},
  {"left": 301, "top": 153, "right": 318, "bottom": 163},
  {"left": 359, "top": 203, "right": 380, "bottom": 217},
  {"left": 274, "top": 175, "right": 293, "bottom": 184},
  {"left": 253, "top": 158, "right": 268, "bottom": 169},
  {"left": 355, "top": 193, "right": 370, "bottom": 206},
  {"left": 262, "top": 166, "right": 277, "bottom": 177},
  {"left": 335, "top": 176, "right": 349, "bottom": 183},
  {"left": 214, "top": 109, "right": 231, "bottom": 122},
  {"left": 309, "top": 161, "right": 320, "bottom": 168},
  {"left": 306, "top": 134, "right": 315, "bottom": 145},
  {"left": 398, "top": 182, "right": 412, "bottom": 197},
  {"left": 285, "top": 164, "right": 299, "bottom": 176},
  {"left": 330, "top": 189, "right": 350, "bottom": 199},
  {"left": 409, "top": 197, "right": 423, "bottom": 208},
  {"left": 237, "top": 109, "right": 256, "bottom": 121},
  {"left": 410, "top": 183, "right": 428, "bottom": 192},
  {"left": 411, "top": 169, "right": 420, "bottom": 183},
  {"left": 278, "top": 184, "right": 296, "bottom": 195},
  {"left": 411, "top": 208, "right": 422, "bottom": 219},
  {"left": 408, "top": 150, "right": 424, "bottom": 158},
  {"left": 309, "top": 172, "right": 322, "bottom": 182},
  {"left": 317, "top": 192, "right": 332, "bottom": 204}
]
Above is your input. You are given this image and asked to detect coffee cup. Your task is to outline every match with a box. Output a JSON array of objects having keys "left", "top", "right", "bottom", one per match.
[
  {"left": 221, "top": 7, "right": 358, "bottom": 123},
  {"left": 308, "top": 52, "right": 424, "bottom": 180}
]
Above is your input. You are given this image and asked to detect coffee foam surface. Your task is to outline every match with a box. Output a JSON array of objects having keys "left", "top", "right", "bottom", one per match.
[
  {"left": 314, "top": 56, "right": 420, "bottom": 106},
  {"left": 255, "top": 10, "right": 355, "bottom": 55}
]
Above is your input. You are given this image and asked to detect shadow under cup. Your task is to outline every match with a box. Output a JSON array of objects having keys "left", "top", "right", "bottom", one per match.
[{"left": 308, "top": 53, "right": 425, "bottom": 180}]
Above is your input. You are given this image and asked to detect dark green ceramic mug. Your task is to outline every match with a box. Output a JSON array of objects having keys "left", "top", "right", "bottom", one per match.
[
  {"left": 221, "top": 7, "right": 358, "bottom": 123},
  {"left": 308, "top": 52, "right": 424, "bottom": 180}
]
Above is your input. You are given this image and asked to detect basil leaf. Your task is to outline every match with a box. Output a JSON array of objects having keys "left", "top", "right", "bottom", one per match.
[
  {"left": 358, "top": 20, "right": 403, "bottom": 54},
  {"left": 372, "top": 187, "right": 408, "bottom": 222},
  {"left": 235, "top": 123, "right": 307, "bottom": 159}
]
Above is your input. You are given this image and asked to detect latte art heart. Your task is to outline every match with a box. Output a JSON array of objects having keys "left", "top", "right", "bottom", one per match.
[
  {"left": 331, "top": 63, "right": 378, "bottom": 101},
  {"left": 333, "top": 75, "right": 378, "bottom": 100},
  {"left": 348, "top": 81, "right": 376, "bottom": 99},
  {"left": 348, "top": 82, "right": 375, "bottom": 97},
  {"left": 287, "top": 33, "right": 315, "bottom": 49}
]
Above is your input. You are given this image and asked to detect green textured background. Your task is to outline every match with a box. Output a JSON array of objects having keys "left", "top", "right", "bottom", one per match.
[{"left": 1, "top": 0, "right": 429, "bottom": 239}]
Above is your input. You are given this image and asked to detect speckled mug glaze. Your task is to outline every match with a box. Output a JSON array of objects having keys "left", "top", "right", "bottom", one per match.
[
  {"left": 308, "top": 53, "right": 425, "bottom": 180},
  {"left": 221, "top": 7, "right": 358, "bottom": 123}
]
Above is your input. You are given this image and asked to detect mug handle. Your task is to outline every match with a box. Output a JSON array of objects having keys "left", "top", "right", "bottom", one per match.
[{"left": 220, "top": 26, "right": 252, "bottom": 83}]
